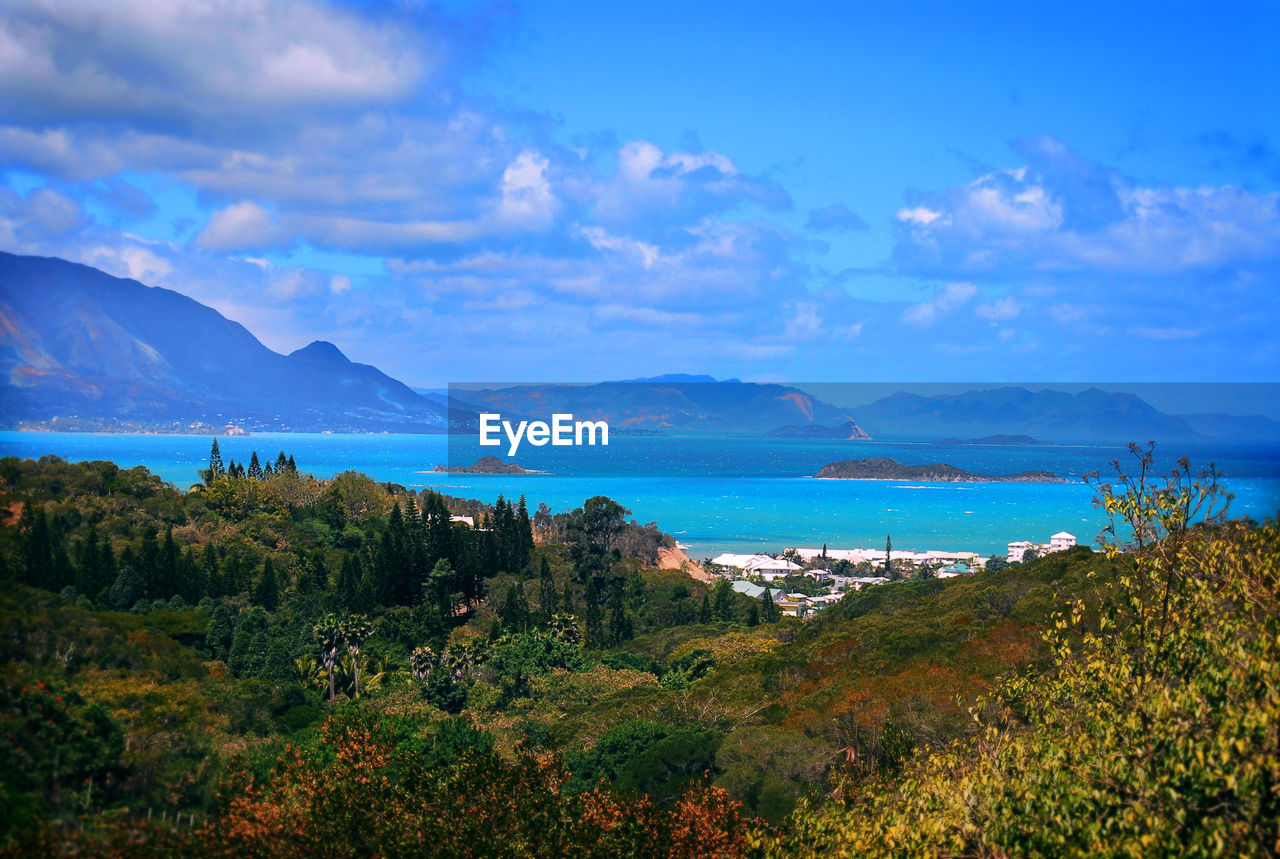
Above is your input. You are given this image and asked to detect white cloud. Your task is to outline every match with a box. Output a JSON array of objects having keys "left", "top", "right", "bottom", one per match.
[
  {"left": 574, "top": 225, "right": 661, "bottom": 269},
  {"left": 902, "top": 282, "right": 977, "bottom": 327},
  {"left": 594, "top": 304, "right": 699, "bottom": 327},
  {"left": 1130, "top": 326, "right": 1202, "bottom": 341},
  {"left": 782, "top": 302, "right": 822, "bottom": 340},
  {"left": 82, "top": 244, "right": 174, "bottom": 283},
  {"left": 195, "top": 201, "right": 286, "bottom": 251},
  {"left": 975, "top": 295, "right": 1023, "bottom": 322},
  {"left": 498, "top": 151, "right": 557, "bottom": 228},
  {"left": 0, "top": 0, "right": 426, "bottom": 124},
  {"left": 896, "top": 206, "right": 944, "bottom": 226},
  {"left": 895, "top": 138, "right": 1280, "bottom": 277}
]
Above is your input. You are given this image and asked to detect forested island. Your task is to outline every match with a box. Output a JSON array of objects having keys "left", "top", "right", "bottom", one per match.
[
  {"left": 0, "top": 443, "right": 1274, "bottom": 856},
  {"left": 935, "top": 434, "right": 1044, "bottom": 446},
  {"left": 432, "top": 456, "right": 543, "bottom": 474},
  {"left": 814, "top": 457, "right": 1063, "bottom": 482}
]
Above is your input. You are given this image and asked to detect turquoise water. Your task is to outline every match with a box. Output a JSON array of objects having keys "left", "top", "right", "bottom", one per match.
[{"left": 3, "top": 431, "right": 1277, "bottom": 559}]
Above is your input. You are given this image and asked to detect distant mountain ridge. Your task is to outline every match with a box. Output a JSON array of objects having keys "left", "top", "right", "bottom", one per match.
[
  {"left": 0, "top": 252, "right": 445, "bottom": 432},
  {"left": 3, "top": 253, "right": 1274, "bottom": 443},
  {"left": 842, "top": 386, "right": 1280, "bottom": 442},
  {"left": 449, "top": 380, "right": 859, "bottom": 434}
]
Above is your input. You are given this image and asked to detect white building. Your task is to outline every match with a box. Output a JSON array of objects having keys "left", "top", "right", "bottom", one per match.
[
  {"left": 1049, "top": 531, "right": 1077, "bottom": 552},
  {"left": 1009, "top": 531, "right": 1078, "bottom": 563},
  {"left": 745, "top": 557, "right": 802, "bottom": 580},
  {"left": 710, "top": 553, "right": 775, "bottom": 570},
  {"left": 1007, "top": 540, "right": 1036, "bottom": 564}
]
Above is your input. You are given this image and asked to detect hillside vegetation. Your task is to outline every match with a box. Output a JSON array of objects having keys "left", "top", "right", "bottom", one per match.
[{"left": 0, "top": 444, "right": 1274, "bottom": 856}]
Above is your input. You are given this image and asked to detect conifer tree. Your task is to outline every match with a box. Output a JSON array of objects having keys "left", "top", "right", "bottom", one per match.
[
  {"left": 229, "top": 608, "right": 269, "bottom": 677},
  {"left": 179, "top": 546, "right": 203, "bottom": 604},
  {"left": 200, "top": 543, "right": 221, "bottom": 598},
  {"left": 885, "top": 535, "right": 893, "bottom": 577},
  {"left": 562, "top": 581, "right": 575, "bottom": 616},
  {"left": 159, "top": 526, "right": 179, "bottom": 597},
  {"left": 538, "top": 556, "right": 557, "bottom": 623},
  {"left": 712, "top": 578, "right": 735, "bottom": 622},
  {"left": 762, "top": 587, "right": 780, "bottom": 623},
  {"left": 73, "top": 525, "right": 107, "bottom": 598},
  {"left": 337, "top": 553, "right": 361, "bottom": 609},
  {"left": 208, "top": 437, "right": 225, "bottom": 482},
  {"left": 108, "top": 564, "right": 145, "bottom": 609},
  {"left": 608, "top": 578, "right": 632, "bottom": 644},
  {"left": 699, "top": 593, "right": 712, "bottom": 624},
  {"left": 275, "top": 451, "right": 289, "bottom": 473},
  {"left": 205, "top": 604, "right": 234, "bottom": 661},
  {"left": 19, "top": 501, "right": 53, "bottom": 588},
  {"left": 247, "top": 451, "right": 263, "bottom": 480},
  {"left": 254, "top": 557, "right": 280, "bottom": 611},
  {"left": 138, "top": 528, "right": 160, "bottom": 598},
  {"left": 222, "top": 553, "right": 242, "bottom": 596},
  {"left": 584, "top": 577, "right": 604, "bottom": 648}
]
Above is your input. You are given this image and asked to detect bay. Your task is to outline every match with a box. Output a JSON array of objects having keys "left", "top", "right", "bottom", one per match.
[{"left": 3, "top": 430, "right": 1277, "bottom": 559}]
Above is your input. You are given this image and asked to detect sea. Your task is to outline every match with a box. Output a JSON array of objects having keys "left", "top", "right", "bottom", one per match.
[{"left": 3, "top": 431, "right": 1278, "bottom": 560}]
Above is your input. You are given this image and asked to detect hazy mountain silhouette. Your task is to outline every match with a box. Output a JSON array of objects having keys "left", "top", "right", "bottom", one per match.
[{"left": 0, "top": 252, "right": 444, "bottom": 431}]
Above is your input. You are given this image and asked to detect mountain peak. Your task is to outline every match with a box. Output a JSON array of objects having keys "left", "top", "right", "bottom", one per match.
[{"left": 288, "top": 340, "right": 350, "bottom": 364}]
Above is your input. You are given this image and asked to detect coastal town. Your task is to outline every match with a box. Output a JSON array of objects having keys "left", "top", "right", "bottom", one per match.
[{"left": 703, "top": 530, "right": 1079, "bottom": 618}]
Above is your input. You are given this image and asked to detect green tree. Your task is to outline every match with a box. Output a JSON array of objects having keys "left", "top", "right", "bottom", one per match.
[
  {"left": 340, "top": 615, "right": 375, "bottom": 698},
  {"left": 567, "top": 496, "right": 630, "bottom": 582},
  {"left": 313, "top": 613, "right": 344, "bottom": 702},
  {"left": 770, "top": 446, "right": 1274, "bottom": 856},
  {"left": 228, "top": 607, "right": 270, "bottom": 677},
  {"left": 253, "top": 557, "right": 280, "bottom": 611},
  {"left": 204, "top": 437, "right": 225, "bottom": 485},
  {"left": 762, "top": 587, "right": 780, "bottom": 623},
  {"left": 711, "top": 578, "right": 735, "bottom": 622},
  {"left": 205, "top": 604, "right": 235, "bottom": 661},
  {"left": 608, "top": 577, "right": 632, "bottom": 645},
  {"left": 107, "top": 564, "right": 144, "bottom": 609},
  {"left": 247, "top": 451, "right": 263, "bottom": 480},
  {"left": 584, "top": 577, "right": 604, "bottom": 648},
  {"left": 538, "top": 556, "right": 557, "bottom": 624}
]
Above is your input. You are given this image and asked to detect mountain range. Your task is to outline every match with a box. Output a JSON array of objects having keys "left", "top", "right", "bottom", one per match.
[
  {"left": 448, "top": 378, "right": 860, "bottom": 435},
  {"left": 1, "top": 252, "right": 1275, "bottom": 444},
  {"left": 0, "top": 252, "right": 444, "bottom": 432}
]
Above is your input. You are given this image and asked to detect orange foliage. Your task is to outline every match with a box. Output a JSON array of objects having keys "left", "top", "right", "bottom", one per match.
[{"left": 186, "top": 713, "right": 751, "bottom": 858}]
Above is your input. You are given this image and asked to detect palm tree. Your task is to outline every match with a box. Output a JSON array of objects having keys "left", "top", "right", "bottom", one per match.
[
  {"left": 340, "top": 614, "right": 374, "bottom": 697},
  {"left": 410, "top": 645, "right": 437, "bottom": 682},
  {"left": 293, "top": 655, "right": 323, "bottom": 691},
  {"left": 312, "top": 613, "right": 343, "bottom": 701}
]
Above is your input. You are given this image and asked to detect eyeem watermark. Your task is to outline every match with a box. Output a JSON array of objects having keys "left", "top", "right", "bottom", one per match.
[{"left": 479, "top": 413, "right": 609, "bottom": 456}]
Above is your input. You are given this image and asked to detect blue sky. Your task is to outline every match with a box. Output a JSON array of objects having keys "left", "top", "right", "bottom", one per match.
[{"left": 1, "top": 0, "right": 1277, "bottom": 386}]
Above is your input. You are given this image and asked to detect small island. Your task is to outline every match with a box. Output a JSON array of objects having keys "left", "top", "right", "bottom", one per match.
[
  {"left": 813, "top": 457, "right": 1063, "bottom": 482},
  {"left": 935, "top": 434, "right": 1043, "bottom": 446},
  {"left": 767, "top": 420, "right": 872, "bottom": 440},
  {"left": 432, "top": 456, "right": 544, "bottom": 475}
]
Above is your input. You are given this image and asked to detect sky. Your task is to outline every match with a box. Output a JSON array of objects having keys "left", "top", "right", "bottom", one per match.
[{"left": 1, "top": 0, "right": 1278, "bottom": 387}]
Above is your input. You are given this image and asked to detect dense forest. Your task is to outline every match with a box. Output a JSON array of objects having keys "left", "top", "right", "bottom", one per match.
[{"left": 0, "top": 443, "right": 1275, "bottom": 856}]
